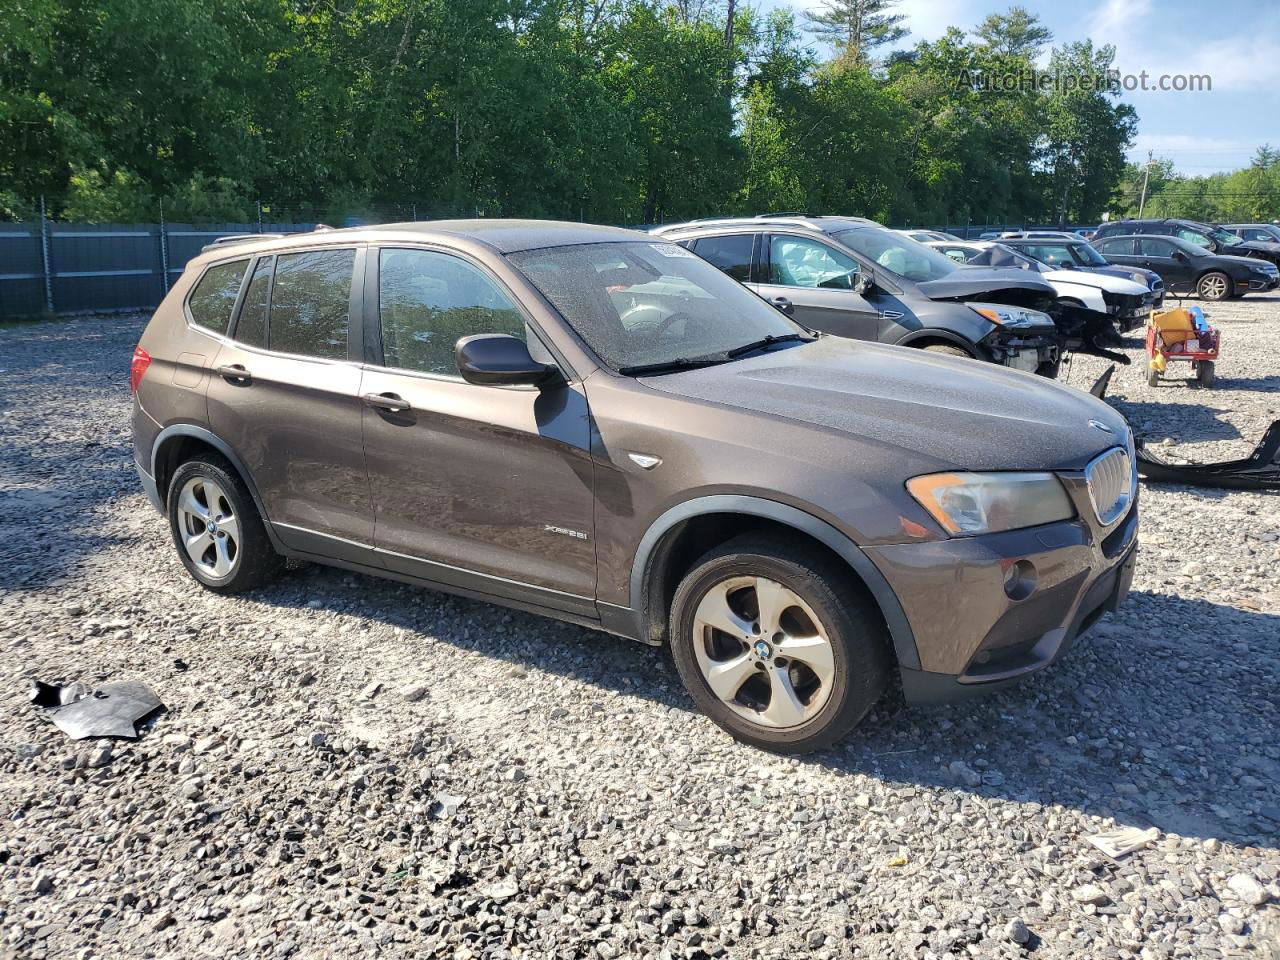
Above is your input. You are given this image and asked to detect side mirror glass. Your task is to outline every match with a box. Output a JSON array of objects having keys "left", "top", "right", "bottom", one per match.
[
  {"left": 455, "top": 334, "right": 557, "bottom": 387},
  {"left": 853, "top": 272, "right": 874, "bottom": 295}
]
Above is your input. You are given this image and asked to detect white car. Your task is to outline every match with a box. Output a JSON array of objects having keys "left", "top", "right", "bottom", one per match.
[
  {"left": 998, "top": 230, "right": 1078, "bottom": 241},
  {"left": 927, "top": 240, "right": 1153, "bottom": 330},
  {"left": 895, "top": 229, "right": 962, "bottom": 243}
]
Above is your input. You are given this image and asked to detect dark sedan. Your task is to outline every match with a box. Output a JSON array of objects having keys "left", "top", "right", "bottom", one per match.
[{"left": 1092, "top": 234, "right": 1279, "bottom": 301}]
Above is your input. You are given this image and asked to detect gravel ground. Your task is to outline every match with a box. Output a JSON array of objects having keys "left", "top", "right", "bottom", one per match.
[{"left": 1, "top": 298, "right": 1277, "bottom": 960}]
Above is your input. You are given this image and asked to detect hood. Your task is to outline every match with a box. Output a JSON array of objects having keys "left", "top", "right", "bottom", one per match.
[
  {"left": 916, "top": 267, "right": 1057, "bottom": 303},
  {"left": 1041, "top": 269, "right": 1149, "bottom": 295},
  {"left": 640, "top": 337, "right": 1128, "bottom": 472},
  {"left": 1230, "top": 240, "right": 1280, "bottom": 256},
  {"left": 1215, "top": 253, "right": 1277, "bottom": 269}
]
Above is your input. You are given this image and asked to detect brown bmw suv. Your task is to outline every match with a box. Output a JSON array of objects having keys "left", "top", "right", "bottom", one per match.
[{"left": 131, "top": 220, "right": 1138, "bottom": 753}]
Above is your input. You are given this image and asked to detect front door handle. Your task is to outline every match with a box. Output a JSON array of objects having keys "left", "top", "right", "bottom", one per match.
[
  {"left": 217, "top": 364, "right": 252, "bottom": 384},
  {"left": 363, "top": 392, "right": 411, "bottom": 412},
  {"left": 770, "top": 296, "right": 794, "bottom": 316}
]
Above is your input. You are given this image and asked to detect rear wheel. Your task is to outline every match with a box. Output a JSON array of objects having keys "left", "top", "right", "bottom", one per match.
[
  {"left": 167, "top": 454, "right": 283, "bottom": 593},
  {"left": 1197, "top": 271, "right": 1230, "bottom": 301},
  {"left": 1197, "top": 360, "right": 1216, "bottom": 387},
  {"left": 668, "top": 535, "right": 890, "bottom": 754}
]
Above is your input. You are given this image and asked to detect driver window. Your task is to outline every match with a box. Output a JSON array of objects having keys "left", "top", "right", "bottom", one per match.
[
  {"left": 378, "top": 248, "right": 527, "bottom": 377},
  {"left": 1139, "top": 238, "right": 1175, "bottom": 258},
  {"left": 769, "top": 236, "right": 860, "bottom": 289}
]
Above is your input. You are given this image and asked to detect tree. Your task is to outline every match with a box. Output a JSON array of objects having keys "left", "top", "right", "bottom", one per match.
[
  {"left": 972, "top": 6, "right": 1051, "bottom": 58},
  {"left": 803, "top": 0, "right": 908, "bottom": 67}
]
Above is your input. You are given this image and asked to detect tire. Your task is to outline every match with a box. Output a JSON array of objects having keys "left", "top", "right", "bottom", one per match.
[
  {"left": 922, "top": 343, "right": 972, "bottom": 359},
  {"left": 167, "top": 453, "right": 284, "bottom": 593},
  {"left": 668, "top": 534, "right": 890, "bottom": 754},
  {"left": 1197, "top": 360, "right": 1216, "bottom": 387},
  {"left": 1197, "top": 271, "right": 1231, "bottom": 301},
  {"left": 1146, "top": 366, "right": 1160, "bottom": 387}
]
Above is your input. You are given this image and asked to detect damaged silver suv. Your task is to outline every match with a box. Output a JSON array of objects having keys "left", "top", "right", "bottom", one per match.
[{"left": 132, "top": 219, "right": 1138, "bottom": 753}]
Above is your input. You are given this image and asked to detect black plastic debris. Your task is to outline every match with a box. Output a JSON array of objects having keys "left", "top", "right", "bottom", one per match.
[
  {"left": 1089, "top": 363, "right": 1116, "bottom": 399},
  {"left": 29, "top": 679, "right": 163, "bottom": 739},
  {"left": 1137, "top": 419, "right": 1280, "bottom": 491}
]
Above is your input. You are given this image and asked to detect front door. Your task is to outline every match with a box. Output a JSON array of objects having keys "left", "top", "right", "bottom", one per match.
[
  {"left": 359, "top": 246, "right": 597, "bottom": 617},
  {"left": 1136, "top": 238, "right": 1195, "bottom": 288},
  {"left": 752, "top": 233, "right": 885, "bottom": 340},
  {"left": 206, "top": 246, "right": 374, "bottom": 562}
]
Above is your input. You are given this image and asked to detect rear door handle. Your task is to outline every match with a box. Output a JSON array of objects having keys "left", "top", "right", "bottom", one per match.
[
  {"left": 363, "top": 392, "right": 411, "bottom": 412},
  {"left": 217, "top": 364, "right": 252, "bottom": 384}
]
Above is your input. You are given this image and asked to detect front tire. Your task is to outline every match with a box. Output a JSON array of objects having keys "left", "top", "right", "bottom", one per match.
[
  {"left": 922, "top": 343, "right": 972, "bottom": 359},
  {"left": 167, "top": 454, "right": 283, "bottom": 593},
  {"left": 1197, "top": 271, "right": 1230, "bottom": 301},
  {"left": 668, "top": 535, "right": 890, "bottom": 754}
]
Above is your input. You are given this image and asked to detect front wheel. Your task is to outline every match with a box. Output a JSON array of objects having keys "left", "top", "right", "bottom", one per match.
[
  {"left": 1197, "top": 271, "right": 1230, "bottom": 301},
  {"left": 668, "top": 535, "right": 890, "bottom": 753}
]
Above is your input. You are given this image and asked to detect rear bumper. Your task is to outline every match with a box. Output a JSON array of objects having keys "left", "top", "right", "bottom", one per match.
[
  {"left": 136, "top": 460, "right": 164, "bottom": 513},
  {"left": 866, "top": 482, "right": 1139, "bottom": 706}
]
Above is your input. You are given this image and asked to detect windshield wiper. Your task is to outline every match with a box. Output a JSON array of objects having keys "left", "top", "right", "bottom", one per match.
[
  {"left": 724, "top": 333, "right": 814, "bottom": 359},
  {"left": 617, "top": 356, "right": 730, "bottom": 376}
]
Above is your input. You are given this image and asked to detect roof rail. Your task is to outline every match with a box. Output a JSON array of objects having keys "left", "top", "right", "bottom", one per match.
[
  {"left": 200, "top": 232, "right": 285, "bottom": 253},
  {"left": 755, "top": 211, "right": 818, "bottom": 218}
]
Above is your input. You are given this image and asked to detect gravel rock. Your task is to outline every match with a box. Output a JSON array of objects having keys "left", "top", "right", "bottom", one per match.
[
  {"left": 1005, "top": 918, "right": 1031, "bottom": 944},
  {"left": 2, "top": 311, "right": 1279, "bottom": 959},
  {"left": 1071, "top": 884, "right": 1110, "bottom": 906}
]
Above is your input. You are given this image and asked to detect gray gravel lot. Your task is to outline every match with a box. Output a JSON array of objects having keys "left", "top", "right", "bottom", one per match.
[{"left": 1, "top": 299, "right": 1278, "bottom": 959}]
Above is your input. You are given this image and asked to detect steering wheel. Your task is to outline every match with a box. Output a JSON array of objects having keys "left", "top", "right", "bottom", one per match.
[{"left": 653, "top": 310, "right": 700, "bottom": 340}]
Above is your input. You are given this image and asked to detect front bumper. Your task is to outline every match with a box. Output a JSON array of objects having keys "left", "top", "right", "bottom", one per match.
[
  {"left": 865, "top": 474, "right": 1138, "bottom": 705},
  {"left": 1244, "top": 275, "right": 1279, "bottom": 291}
]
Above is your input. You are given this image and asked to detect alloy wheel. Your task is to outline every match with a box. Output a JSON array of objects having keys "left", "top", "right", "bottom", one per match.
[
  {"left": 691, "top": 575, "right": 835, "bottom": 728},
  {"left": 1200, "top": 274, "right": 1227, "bottom": 299},
  {"left": 175, "top": 477, "right": 240, "bottom": 579}
]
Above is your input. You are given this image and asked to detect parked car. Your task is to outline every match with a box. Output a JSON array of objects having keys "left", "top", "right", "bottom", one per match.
[
  {"left": 1091, "top": 234, "right": 1280, "bottom": 300},
  {"left": 927, "top": 240, "right": 1152, "bottom": 331},
  {"left": 131, "top": 219, "right": 1138, "bottom": 753},
  {"left": 1221, "top": 223, "right": 1280, "bottom": 244},
  {"left": 1093, "top": 218, "right": 1280, "bottom": 271},
  {"left": 1073, "top": 228, "right": 1095, "bottom": 241},
  {"left": 895, "top": 229, "right": 962, "bottom": 243},
  {"left": 653, "top": 215, "right": 1061, "bottom": 376},
  {"left": 998, "top": 230, "right": 1077, "bottom": 241},
  {"left": 995, "top": 236, "right": 1165, "bottom": 308}
]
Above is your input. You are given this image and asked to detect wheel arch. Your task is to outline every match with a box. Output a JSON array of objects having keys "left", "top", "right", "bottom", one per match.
[
  {"left": 151, "top": 425, "right": 284, "bottom": 551},
  {"left": 630, "top": 496, "right": 920, "bottom": 671},
  {"left": 895, "top": 329, "right": 980, "bottom": 357}
]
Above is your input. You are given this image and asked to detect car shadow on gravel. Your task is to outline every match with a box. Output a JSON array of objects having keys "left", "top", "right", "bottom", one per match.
[
  {"left": 1107, "top": 400, "right": 1244, "bottom": 442},
  {"left": 257, "top": 566, "right": 1279, "bottom": 851},
  {"left": 827, "top": 589, "right": 1280, "bottom": 850}
]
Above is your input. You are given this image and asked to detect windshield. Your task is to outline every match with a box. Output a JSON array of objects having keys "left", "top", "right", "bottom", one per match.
[
  {"left": 1071, "top": 243, "right": 1109, "bottom": 266},
  {"left": 1210, "top": 227, "right": 1244, "bottom": 247},
  {"left": 508, "top": 241, "right": 805, "bottom": 372},
  {"left": 961, "top": 244, "right": 1040, "bottom": 271},
  {"left": 832, "top": 226, "right": 961, "bottom": 282},
  {"left": 1020, "top": 241, "right": 1108, "bottom": 267}
]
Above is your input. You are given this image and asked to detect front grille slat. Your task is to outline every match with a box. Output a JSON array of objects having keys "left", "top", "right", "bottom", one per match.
[{"left": 1086, "top": 447, "right": 1132, "bottom": 526}]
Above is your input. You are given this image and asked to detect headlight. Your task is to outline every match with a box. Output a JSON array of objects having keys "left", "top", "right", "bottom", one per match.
[
  {"left": 906, "top": 471, "right": 1075, "bottom": 536},
  {"left": 1130, "top": 273, "right": 1148, "bottom": 284},
  {"left": 968, "top": 304, "right": 1049, "bottom": 328}
]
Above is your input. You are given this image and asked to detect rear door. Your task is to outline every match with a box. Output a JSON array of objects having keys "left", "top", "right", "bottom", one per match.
[
  {"left": 753, "top": 233, "right": 883, "bottom": 340},
  {"left": 358, "top": 245, "right": 596, "bottom": 616},
  {"left": 1095, "top": 237, "right": 1140, "bottom": 268},
  {"left": 206, "top": 245, "right": 374, "bottom": 561}
]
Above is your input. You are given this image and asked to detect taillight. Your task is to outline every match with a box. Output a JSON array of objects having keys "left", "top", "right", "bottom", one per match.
[{"left": 130, "top": 347, "right": 152, "bottom": 394}]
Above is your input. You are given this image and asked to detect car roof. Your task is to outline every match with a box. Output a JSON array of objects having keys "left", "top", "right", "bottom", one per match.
[
  {"left": 195, "top": 219, "right": 648, "bottom": 262},
  {"left": 653, "top": 214, "right": 884, "bottom": 237}
]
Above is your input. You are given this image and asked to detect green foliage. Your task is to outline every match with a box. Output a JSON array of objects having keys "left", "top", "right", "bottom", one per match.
[
  {"left": 1, "top": 0, "right": 1149, "bottom": 226},
  {"left": 1112, "top": 147, "right": 1280, "bottom": 223}
]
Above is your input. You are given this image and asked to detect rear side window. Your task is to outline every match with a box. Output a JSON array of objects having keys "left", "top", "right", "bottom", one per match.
[
  {"left": 693, "top": 234, "right": 754, "bottom": 281},
  {"left": 378, "top": 248, "right": 526, "bottom": 377},
  {"left": 268, "top": 249, "right": 355, "bottom": 360},
  {"left": 188, "top": 259, "right": 248, "bottom": 334},
  {"left": 1095, "top": 238, "right": 1135, "bottom": 256},
  {"left": 234, "top": 258, "right": 272, "bottom": 348}
]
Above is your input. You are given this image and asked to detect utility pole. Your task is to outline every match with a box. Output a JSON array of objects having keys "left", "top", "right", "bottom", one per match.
[{"left": 1137, "top": 151, "right": 1153, "bottom": 218}]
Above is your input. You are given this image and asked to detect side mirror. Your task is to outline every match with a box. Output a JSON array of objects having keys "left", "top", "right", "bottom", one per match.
[
  {"left": 853, "top": 272, "right": 874, "bottom": 295},
  {"left": 1171, "top": 250, "right": 1188, "bottom": 262},
  {"left": 455, "top": 334, "right": 557, "bottom": 387}
]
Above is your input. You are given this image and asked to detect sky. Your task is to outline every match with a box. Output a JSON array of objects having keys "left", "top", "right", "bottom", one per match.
[{"left": 763, "top": 0, "right": 1280, "bottom": 174}]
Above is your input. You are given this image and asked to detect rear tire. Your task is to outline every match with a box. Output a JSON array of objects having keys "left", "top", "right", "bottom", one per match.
[
  {"left": 1197, "top": 271, "right": 1230, "bottom": 301},
  {"left": 1197, "top": 360, "right": 1216, "bottom": 387},
  {"left": 167, "top": 454, "right": 284, "bottom": 593},
  {"left": 668, "top": 534, "right": 890, "bottom": 754}
]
